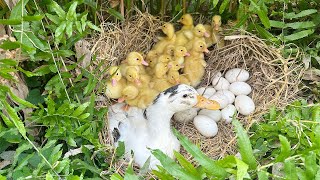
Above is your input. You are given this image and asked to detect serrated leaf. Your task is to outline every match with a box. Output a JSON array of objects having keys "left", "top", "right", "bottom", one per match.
[
  {"left": 284, "top": 159, "right": 298, "bottom": 180},
  {"left": 305, "top": 152, "right": 317, "bottom": 179},
  {"left": 49, "top": 1, "right": 66, "bottom": 18},
  {"left": 152, "top": 149, "right": 198, "bottom": 180},
  {"left": 276, "top": 135, "right": 291, "bottom": 162},
  {"left": 270, "top": 20, "right": 285, "bottom": 28},
  {"left": 173, "top": 129, "right": 227, "bottom": 178},
  {"left": 235, "top": 158, "right": 249, "bottom": 180},
  {"left": 66, "top": 21, "right": 73, "bottom": 38},
  {"left": 286, "top": 21, "right": 315, "bottom": 29},
  {"left": 152, "top": 166, "right": 175, "bottom": 180},
  {"left": 311, "top": 106, "right": 320, "bottom": 123},
  {"left": 45, "top": 13, "right": 60, "bottom": 24},
  {"left": 0, "top": 19, "right": 21, "bottom": 25},
  {"left": 71, "top": 102, "right": 90, "bottom": 117},
  {"left": 87, "top": 21, "right": 102, "bottom": 32},
  {"left": 284, "top": 29, "right": 315, "bottom": 42},
  {"left": 75, "top": 21, "right": 82, "bottom": 33},
  {"left": 219, "top": 0, "right": 230, "bottom": 14},
  {"left": 107, "top": 8, "right": 124, "bottom": 21},
  {"left": 285, "top": 9, "right": 317, "bottom": 19},
  {"left": 55, "top": 21, "right": 67, "bottom": 40},
  {"left": 23, "top": 14, "right": 44, "bottom": 21},
  {"left": 0, "top": 112, "right": 14, "bottom": 127},
  {"left": 232, "top": 119, "right": 257, "bottom": 170},
  {"left": 46, "top": 172, "right": 54, "bottom": 180},
  {"left": 173, "top": 151, "right": 198, "bottom": 176},
  {"left": 2, "top": 101, "right": 26, "bottom": 138},
  {"left": 0, "top": 59, "right": 18, "bottom": 66},
  {"left": 66, "top": 1, "right": 78, "bottom": 21}
]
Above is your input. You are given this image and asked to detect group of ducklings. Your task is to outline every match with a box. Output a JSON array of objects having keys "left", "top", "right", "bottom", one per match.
[{"left": 105, "top": 14, "right": 225, "bottom": 109}]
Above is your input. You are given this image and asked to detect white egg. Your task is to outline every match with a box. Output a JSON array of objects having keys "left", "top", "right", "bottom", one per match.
[
  {"left": 229, "top": 82, "right": 252, "bottom": 96},
  {"left": 215, "top": 90, "right": 235, "bottom": 104},
  {"left": 225, "top": 68, "right": 250, "bottom": 83},
  {"left": 198, "top": 109, "right": 222, "bottom": 122},
  {"left": 174, "top": 108, "right": 198, "bottom": 123},
  {"left": 234, "top": 95, "right": 255, "bottom": 115},
  {"left": 209, "top": 94, "right": 229, "bottom": 109},
  {"left": 197, "top": 86, "right": 216, "bottom": 98},
  {"left": 211, "top": 72, "right": 222, "bottom": 85},
  {"left": 193, "top": 115, "right": 218, "bottom": 137},
  {"left": 212, "top": 77, "right": 230, "bottom": 90},
  {"left": 221, "top": 104, "right": 237, "bottom": 123}
]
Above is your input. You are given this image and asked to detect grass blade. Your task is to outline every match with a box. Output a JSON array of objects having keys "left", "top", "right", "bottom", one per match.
[{"left": 284, "top": 29, "right": 315, "bottom": 42}]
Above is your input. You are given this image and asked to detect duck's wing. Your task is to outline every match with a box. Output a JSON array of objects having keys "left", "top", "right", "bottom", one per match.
[{"left": 108, "top": 103, "right": 147, "bottom": 145}]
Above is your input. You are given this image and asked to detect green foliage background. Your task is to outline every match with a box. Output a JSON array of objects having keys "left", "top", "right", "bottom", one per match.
[{"left": 0, "top": 0, "right": 319, "bottom": 179}]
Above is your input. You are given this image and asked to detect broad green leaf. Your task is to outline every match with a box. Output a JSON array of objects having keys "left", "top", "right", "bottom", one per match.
[
  {"left": 219, "top": 0, "right": 230, "bottom": 14},
  {"left": 235, "top": 158, "right": 249, "bottom": 180},
  {"left": 256, "top": 9, "right": 270, "bottom": 28},
  {"left": 173, "top": 129, "right": 227, "bottom": 179},
  {"left": 284, "top": 159, "right": 298, "bottom": 180},
  {"left": 0, "top": 112, "right": 14, "bottom": 127},
  {"left": 124, "top": 163, "right": 139, "bottom": 180},
  {"left": 305, "top": 152, "right": 318, "bottom": 179},
  {"left": 66, "top": 21, "right": 73, "bottom": 38},
  {"left": 1, "top": 85, "right": 37, "bottom": 108},
  {"left": 116, "top": 141, "right": 125, "bottom": 157},
  {"left": 257, "top": 170, "right": 269, "bottom": 180},
  {"left": 0, "top": 19, "right": 21, "bottom": 25},
  {"left": 110, "top": 173, "right": 124, "bottom": 180},
  {"left": 286, "top": 21, "right": 316, "bottom": 29},
  {"left": 87, "top": 21, "right": 102, "bottom": 32},
  {"left": 316, "top": 168, "right": 320, "bottom": 179},
  {"left": 49, "top": 1, "right": 66, "bottom": 18},
  {"left": 269, "top": 106, "right": 277, "bottom": 121},
  {"left": 285, "top": 9, "right": 317, "bottom": 19},
  {"left": 2, "top": 101, "right": 26, "bottom": 138},
  {"left": 233, "top": 14, "right": 249, "bottom": 29},
  {"left": 11, "top": 142, "right": 32, "bottom": 168},
  {"left": 174, "top": 151, "right": 198, "bottom": 176},
  {"left": 107, "top": 8, "right": 125, "bottom": 21},
  {"left": 0, "top": 175, "right": 6, "bottom": 180},
  {"left": 9, "top": 0, "right": 29, "bottom": 19},
  {"left": 152, "top": 149, "right": 199, "bottom": 180},
  {"left": 270, "top": 20, "right": 285, "bottom": 28},
  {"left": 23, "top": 15, "right": 44, "bottom": 21},
  {"left": 296, "top": 167, "right": 307, "bottom": 180},
  {"left": 55, "top": 21, "right": 67, "bottom": 40},
  {"left": 71, "top": 102, "right": 90, "bottom": 117},
  {"left": 232, "top": 120, "right": 257, "bottom": 170},
  {"left": 0, "top": 59, "right": 18, "bottom": 66},
  {"left": 46, "top": 172, "right": 54, "bottom": 180},
  {"left": 284, "top": 29, "right": 315, "bottom": 42},
  {"left": 255, "top": 24, "right": 279, "bottom": 44},
  {"left": 0, "top": 40, "right": 20, "bottom": 50},
  {"left": 78, "top": 113, "right": 90, "bottom": 119},
  {"left": 24, "top": 31, "right": 49, "bottom": 51},
  {"left": 71, "top": 159, "right": 102, "bottom": 175},
  {"left": 47, "top": 96, "right": 55, "bottom": 115},
  {"left": 152, "top": 166, "right": 175, "bottom": 180},
  {"left": 67, "top": 136, "right": 77, "bottom": 147},
  {"left": 311, "top": 106, "right": 320, "bottom": 123},
  {"left": 66, "top": 1, "right": 78, "bottom": 21},
  {"left": 275, "top": 135, "right": 291, "bottom": 162},
  {"left": 212, "top": 0, "right": 219, "bottom": 8},
  {"left": 75, "top": 21, "right": 82, "bottom": 33},
  {"left": 45, "top": 13, "right": 60, "bottom": 24}
]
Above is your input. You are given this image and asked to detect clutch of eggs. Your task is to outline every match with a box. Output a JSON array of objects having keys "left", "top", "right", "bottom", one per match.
[{"left": 180, "top": 68, "right": 255, "bottom": 138}]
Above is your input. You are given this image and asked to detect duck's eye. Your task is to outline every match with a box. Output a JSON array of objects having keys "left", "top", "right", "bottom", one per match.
[
  {"left": 200, "top": 46, "right": 203, "bottom": 48},
  {"left": 116, "top": 73, "right": 119, "bottom": 75},
  {"left": 183, "top": 94, "right": 188, "bottom": 98},
  {"left": 180, "top": 50, "right": 183, "bottom": 52},
  {"left": 129, "top": 75, "right": 132, "bottom": 77},
  {"left": 198, "top": 31, "right": 201, "bottom": 33},
  {"left": 136, "top": 58, "right": 139, "bottom": 60},
  {"left": 176, "top": 64, "right": 178, "bottom": 66},
  {"left": 181, "top": 18, "right": 184, "bottom": 20}
]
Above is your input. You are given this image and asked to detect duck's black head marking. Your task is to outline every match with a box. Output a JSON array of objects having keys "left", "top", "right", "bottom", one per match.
[
  {"left": 112, "top": 127, "right": 120, "bottom": 142},
  {"left": 164, "top": 84, "right": 180, "bottom": 98}
]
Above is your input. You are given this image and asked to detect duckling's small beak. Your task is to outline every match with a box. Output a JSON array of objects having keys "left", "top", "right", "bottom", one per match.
[
  {"left": 141, "top": 59, "right": 149, "bottom": 66},
  {"left": 204, "top": 32, "right": 210, "bottom": 37},
  {"left": 118, "top": 97, "right": 125, "bottom": 103},
  {"left": 168, "top": 64, "right": 172, "bottom": 69},
  {"left": 204, "top": 48, "right": 209, "bottom": 53},
  {"left": 185, "top": 52, "right": 190, "bottom": 56},
  {"left": 111, "top": 79, "right": 117, "bottom": 87},
  {"left": 194, "top": 95, "right": 220, "bottom": 110},
  {"left": 175, "top": 79, "right": 180, "bottom": 84},
  {"left": 135, "top": 79, "right": 142, "bottom": 86},
  {"left": 213, "top": 24, "right": 219, "bottom": 31}
]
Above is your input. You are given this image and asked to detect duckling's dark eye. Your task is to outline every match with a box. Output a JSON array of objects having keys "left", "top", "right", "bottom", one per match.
[
  {"left": 129, "top": 75, "right": 132, "bottom": 77},
  {"left": 181, "top": 18, "right": 184, "bottom": 20},
  {"left": 180, "top": 50, "right": 183, "bottom": 52},
  {"left": 183, "top": 94, "right": 188, "bottom": 98},
  {"left": 200, "top": 46, "right": 203, "bottom": 48},
  {"left": 136, "top": 58, "right": 139, "bottom": 60},
  {"left": 116, "top": 73, "right": 119, "bottom": 75},
  {"left": 198, "top": 31, "right": 201, "bottom": 33}
]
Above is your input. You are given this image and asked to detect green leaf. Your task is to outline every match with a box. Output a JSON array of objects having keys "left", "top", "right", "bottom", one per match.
[
  {"left": 235, "top": 158, "right": 249, "bottom": 180},
  {"left": 49, "top": 1, "right": 66, "bottom": 18},
  {"left": 285, "top": 9, "right": 318, "bottom": 19},
  {"left": 305, "top": 152, "right": 317, "bottom": 179},
  {"left": 219, "top": 0, "right": 230, "bottom": 14},
  {"left": 55, "top": 21, "right": 67, "bottom": 40},
  {"left": 152, "top": 149, "right": 199, "bottom": 180},
  {"left": 0, "top": 59, "right": 18, "bottom": 66},
  {"left": 152, "top": 166, "right": 175, "bottom": 180},
  {"left": 173, "top": 129, "right": 227, "bottom": 179},
  {"left": 255, "top": 24, "right": 279, "bottom": 44},
  {"left": 75, "top": 21, "right": 82, "bottom": 33},
  {"left": 257, "top": 170, "right": 269, "bottom": 180},
  {"left": 66, "top": 21, "right": 73, "bottom": 38},
  {"left": 0, "top": 112, "right": 14, "bottom": 127},
  {"left": 23, "top": 14, "right": 44, "bottom": 21},
  {"left": 256, "top": 8, "right": 270, "bottom": 28},
  {"left": 0, "top": 175, "right": 6, "bottom": 180},
  {"left": 284, "top": 159, "right": 298, "bottom": 180},
  {"left": 110, "top": 173, "right": 124, "bottom": 180},
  {"left": 9, "top": 0, "right": 29, "bottom": 19},
  {"left": 275, "top": 135, "right": 291, "bottom": 162},
  {"left": 46, "top": 13, "right": 60, "bottom": 24},
  {"left": 233, "top": 14, "right": 249, "bottom": 29},
  {"left": 312, "top": 106, "right": 320, "bottom": 123},
  {"left": 270, "top": 20, "right": 285, "bottom": 28},
  {"left": 232, "top": 119, "right": 257, "bottom": 170},
  {"left": 107, "top": 8, "right": 125, "bottom": 21},
  {"left": 116, "top": 141, "right": 125, "bottom": 158},
  {"left": 71, "top": 102, "right": 90, "bottom": 117},
  {"left": 0, "top": 19, "right": 21, "bottom": 25},
  {"left": 87, "top": 21, "right": 102, "bottom": 32},
  {"left": 284, "top": 29, "right": 315, "bottom": 42},
  {"left": 2, "top": 101, "right": 26, "bottom": 138},
  {"left": 46, "top": 172, "right": 54, "bottom": 180},
  {"left": 286, "top": 21, "right": 316, "bottom": 29},
  {"left": 66, "top": 1, "right": 78, "bottom": 21},
  {"left": 173, "top": 151, "right": 198, "bottom": 176},
  {"left": 0, "top": 40, "right": 20, "bottom": 50},
  {"left": 124, "top": 163, "right": 139, "bottom": 180},
  {"left": 212, "top": 0, "right": 219, "bottom": 8}
]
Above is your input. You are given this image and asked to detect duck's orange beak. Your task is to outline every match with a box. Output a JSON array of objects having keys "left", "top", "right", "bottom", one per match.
[
  {"left": 194, "top": 95, "right": 220, "bottom": 110},
  {"left": 204, "top": 48, "right": 209, "bottom": 53},
  {"left": 185, "top": 52, "right": 190, "bottom": 56},
  {"left": 141, "top": 59, "right": 149, "bottom": 66},
  {"left": 111, "top": 79, "right": 117, "bottom": 87},
  {"left": 118, "top": 97, "right": 125, "bottom": 103},
  {"left": 204, "top": 32, "right": 210, "bottom": 37},
  {"left": 135, "top": 79, "right": 142, "bottom": 86}
]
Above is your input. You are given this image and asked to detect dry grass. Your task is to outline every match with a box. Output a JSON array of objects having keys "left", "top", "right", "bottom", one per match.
[{"left": 89, "top": 11, "right": 303, "bottom": 173}]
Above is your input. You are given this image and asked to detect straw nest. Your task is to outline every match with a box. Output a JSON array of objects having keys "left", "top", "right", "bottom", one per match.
[{"left": 88, "top": 12, "right": 303, "bottom": 168}]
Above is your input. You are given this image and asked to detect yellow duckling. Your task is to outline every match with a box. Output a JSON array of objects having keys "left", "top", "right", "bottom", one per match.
[
  {"left": 167, "top": 70, "right": 191, "bottom": 85},
  {"left": 168, "top": 60, "right": 184, "bottom": 72},
  {"left": 173, "top": 46, "right": 190, "bottom": 65},
  {"left": 120, "top": 52, "right": 148, "bottom": 76},
  {"left": 175, "top": 14, "right": 195, "bottom": 46},
  {"left": 136, "top": 87, "right": 159, "bottom": 109},
  {"left": 183, "top": 40, "right": 208, "bottom": 87},
  {"left": 126, "top": 66, "right": 151, "bottom": 88},
  {"left": 118, "top": 85, "right": 140, "bottom": 107},
  {"left": 105, "top": 66, "right": 127, "bottom": 99},
  {"left": 163, "top": 44, "right": 175, "bottom": 57},
  {"left": 145, "top": 50, "right": 159, "bottom": 75},
  {"left": 152, "top": 23, "right": 176, "bottom": 54},
  {"left": 177, "top": 14, "right": 194, "bottom": 31},
  {"left": 205, "top": 15, "right": 224, "bottom": 48},
  {"left": 151, "top": 78, "right": 172, "bottom": 92},
  {"left": 185, "top": 24, "right": 210, "bottom": 50},
  {"left": 155, "top": 62, "right": 169, "bottom": 79}
]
